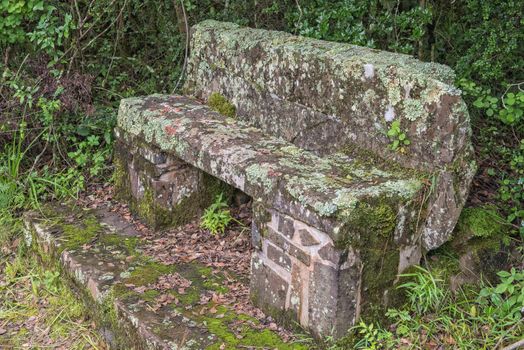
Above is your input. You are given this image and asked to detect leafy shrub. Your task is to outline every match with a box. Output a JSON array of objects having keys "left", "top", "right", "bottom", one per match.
[
  {"left": 200, "top": 193, "right": 233, "bottom": 235},
  {"left": 340, "top": 267, "right": 524, "bottom": 349}
]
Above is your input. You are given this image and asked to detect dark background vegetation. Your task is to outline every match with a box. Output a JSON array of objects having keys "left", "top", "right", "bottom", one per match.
[{"left": 0, "top": 0, "right": 523, "bottom": 348}]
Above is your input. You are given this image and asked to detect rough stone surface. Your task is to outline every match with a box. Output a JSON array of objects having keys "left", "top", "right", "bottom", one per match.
[
  {"left": 116, "top": 94, "right": 424, "bottom": 245},
  {"left": 308, "top": 261, "right": 361, "bottom": 338},
  {"left": 250, "top": 252, "right": 290, "bottom": 315},
  {"left": 298, "top": 229, "right": 320, "bottom": 246},
  {"left": 317, "top": 243, "right": 340, "bottom": 265},
  {"left": 112, "top": 20, "right": 477, "bottom": 340},
  {"left": 267, "top": 243, "right": 292, "bottom": 272},
  {"left": 184, "top": 20, "right": 476, "bottom": 250},
  {"left": 186, "top": 20, "right": 464, "bottom": 169},
  {"left": 23, "top": 205, "right": 303, "bottom": 350},
  {"left": 114, "top": 134, "right": 233, "bottom": 229},
  {"left": 114, "top": 93, "right": 458, "bottom": 338}
]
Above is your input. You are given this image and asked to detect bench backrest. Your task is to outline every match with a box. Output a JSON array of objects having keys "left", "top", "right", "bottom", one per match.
[
  {"left": 185, "top": 20, "right": 472, "bottom": 173},
  {"left": 184, "top": 20, "right": 476, "bottom": 250}
]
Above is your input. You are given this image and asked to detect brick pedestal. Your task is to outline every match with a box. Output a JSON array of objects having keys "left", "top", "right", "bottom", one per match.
[{"left": 250, "top": 208, "right": 362, "bottom": 338}]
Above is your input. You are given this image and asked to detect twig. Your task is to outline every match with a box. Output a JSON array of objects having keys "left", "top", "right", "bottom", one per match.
[
  {"left": 295, "top": 0, "right": 303, "bottom": 21},
  {"left": 501, "top": 338, "right": 524, "bottom": 350},
  {"left": 494, "top": 317, "right": 524, "bottom": 350}
]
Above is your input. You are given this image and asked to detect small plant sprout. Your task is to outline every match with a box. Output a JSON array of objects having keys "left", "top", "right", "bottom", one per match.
[
  {"left": 387, "top": 120, "right": 411, "bottom": 153},
  {"left": 200, "top": 193, "right": 239, "bottom": 235}
]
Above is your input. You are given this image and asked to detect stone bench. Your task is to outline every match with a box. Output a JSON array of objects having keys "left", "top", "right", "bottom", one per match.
[{"left": 114, "top": 20, "right": 475, "bottom": 338}]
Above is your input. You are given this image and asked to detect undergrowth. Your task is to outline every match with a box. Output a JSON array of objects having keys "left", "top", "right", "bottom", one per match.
[
  {"left": 0, "top": 0, "right": 522, "bottom": 348},
  {"left": 0, "top": 214, "right": 106, "bottom": 349},
  {"left": 325, "top": 266, "right": 524, "bottom": 350}
]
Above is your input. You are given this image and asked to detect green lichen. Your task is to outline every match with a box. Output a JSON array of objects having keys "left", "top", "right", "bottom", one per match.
[
  {"left": 207, "top": 92, "right": 236, "bottom": 118},
  {"left": 245, "top": 163, "right": 274, "bottom": 193}
]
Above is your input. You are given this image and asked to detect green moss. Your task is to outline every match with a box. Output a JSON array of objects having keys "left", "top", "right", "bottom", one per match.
[
  {"left": 207, "top": 92, "right": 236, "bottom": 118},
  {"left": 338, "top": 199, "right": 405, "bottom": 321},
  {"left": 125, "top": 261, "right": 177, "bottom": 286},
  {"left": 457, "top": 206, "right": 507, "bottom": 239},
  {"left": 142, "top": 289, "right": 160, "bottom": 302},
  {"left": 339, "top": 143, "right": 427, "bottom": 181},
  {"left": 203, "top": 307, "right": 306, "bottom": 350},
  {"left": 61, "top": 217, "right": 102, "bottom": 250},
  {"left": 99, "top": 233, "right": 139, "bottom": 254},
  {"left": 112, "top": 148, "right": 131, "bottom": 202}
]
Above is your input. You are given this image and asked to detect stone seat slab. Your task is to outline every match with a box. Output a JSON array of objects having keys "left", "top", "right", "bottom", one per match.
[{"left": 116, "top": 94, "right": 425, "bottom": 245}]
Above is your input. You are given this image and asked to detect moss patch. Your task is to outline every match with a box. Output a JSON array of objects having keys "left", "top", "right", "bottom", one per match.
[
  {"left": 456, "top": 206, "right": 507, "bottom": 240},
  {"left": 340, "top": 199, "right": 404, "bottom": 321},
  {"left": 202, "top": 306, "right": 307, "bottom": 350},
  {"left": 207, "top": 92, "right": 236, "bottom": 118},
  {"left": 124, "top": 260, "right": 177, "bottom": 286},
  {"left": 61, "top": 216, "right": 102, "bottom": 250}
]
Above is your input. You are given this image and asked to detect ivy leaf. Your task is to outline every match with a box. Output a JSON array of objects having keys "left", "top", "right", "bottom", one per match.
[
  {"left": 473, "top": 98, "right": 484, "bottom": 108},
  {"left": 495, "top": 283, "right": 508, "bottom": 294}
]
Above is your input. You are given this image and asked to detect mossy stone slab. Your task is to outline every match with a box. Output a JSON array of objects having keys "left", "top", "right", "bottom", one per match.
[
  {"left": 23, "top": 205, "right": 308, "bottom": 350},
  {"left": 116, "top": 94, "right": 425, "bottom": 246}
]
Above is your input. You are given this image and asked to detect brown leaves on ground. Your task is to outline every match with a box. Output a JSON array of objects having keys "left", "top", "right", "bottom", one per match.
[
  {"left": 0, "top": 255, "right": 107, "bottom": 349},
  {"left": 79, "top": 184, "right": 297, "bottom": 341}
]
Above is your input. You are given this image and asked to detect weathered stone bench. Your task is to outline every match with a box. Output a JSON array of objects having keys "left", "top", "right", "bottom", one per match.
[{"left": 114, "top": 20, "right": 475, "bottom": 338}]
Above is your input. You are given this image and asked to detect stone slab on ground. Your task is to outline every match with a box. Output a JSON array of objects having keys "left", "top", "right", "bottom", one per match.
[{"left": 23, "top": 204, "right": 308, "bottom": 350}]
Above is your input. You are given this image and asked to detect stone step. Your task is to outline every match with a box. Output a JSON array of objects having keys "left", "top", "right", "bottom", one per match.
[{"left": 23, "top": 205, "right": 307, "bottom": 350}]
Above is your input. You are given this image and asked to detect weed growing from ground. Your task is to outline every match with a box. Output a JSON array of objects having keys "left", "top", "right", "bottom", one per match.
[
  {"left": 201, "top": 193, "right": 234, "bottom": 235},
  {"left": 330, "top": 266, "right": 524, "bottom": 349},
  {"left": 0, "top": 214, "right": 106, "bottom": 349}
]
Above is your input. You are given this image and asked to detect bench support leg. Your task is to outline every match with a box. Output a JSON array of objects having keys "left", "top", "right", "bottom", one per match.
[
  {"left": 250, "top": 207, "right": 361, "bottom": 338},
  {"left": 113, "top": 138, "right": 230, "bottom": 229}
]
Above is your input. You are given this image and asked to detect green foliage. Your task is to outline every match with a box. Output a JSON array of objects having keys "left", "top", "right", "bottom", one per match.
[
  {"left": 459, "top": 78, "right": 523, "bottom": 237},
  {"left": 386, "top": 120, "right": 410, "bottom": 153},
  {"left": 0, "top": 214, "right": 105, "bottom": 348},
  {"left": 461, "top": 80, "right": 524, "bottom": 126},
  {"left": 440, "top": 0, "right": 523, "bottom": 88},
  {"left": 286, "top": 0, "right": 432, "bottom": 55},
  {"left": 398, "top": 266, "right": 446, "bottom": 314},
  {"left": 480, "top": 268, "right": 524, "bottom": 320},
  {"left": 333, "top": 266, "right": 524, "bottom": 349},
  {"left": 1, "top": 1, "right": 523, "bottom": 346},
  {"left": 200, "top": 193, "right": 233, "bottom": 235},
  {"left": 351, "top": 322, "right": 394, "bottom": 350},
  {"left": 0, "top": 0, "right": 47, "bottom": 45}
]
